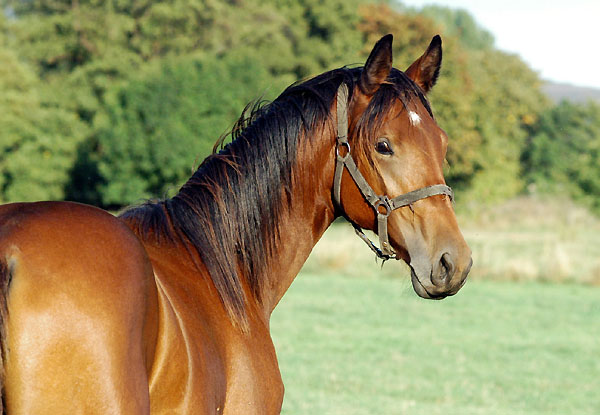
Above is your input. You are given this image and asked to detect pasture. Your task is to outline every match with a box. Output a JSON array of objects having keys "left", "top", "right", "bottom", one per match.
[{"left": 271, "top": 197, "right": 600, "bottom": 414}]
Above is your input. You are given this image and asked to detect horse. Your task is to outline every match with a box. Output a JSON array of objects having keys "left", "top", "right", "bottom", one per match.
[{"left": 0, "top": 34, "right": 472, "bottom": 414}]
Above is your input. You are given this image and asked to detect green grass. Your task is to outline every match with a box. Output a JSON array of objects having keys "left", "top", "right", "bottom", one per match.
[
  {"left": 271, "top": 197, "right": 600, "bottom": 414},
  {"left": 271, "top": 274, "right": 600, "bottom": 415}
]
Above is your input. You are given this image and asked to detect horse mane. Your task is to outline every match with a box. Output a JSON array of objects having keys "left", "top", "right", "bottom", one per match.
[{"left": 120, "top": 66, "right": 431, "bottom": 328}]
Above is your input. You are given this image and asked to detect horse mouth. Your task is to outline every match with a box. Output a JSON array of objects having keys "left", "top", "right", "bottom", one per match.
[{"left": 410, "top": 268, "right": 447, "bottom": 300}]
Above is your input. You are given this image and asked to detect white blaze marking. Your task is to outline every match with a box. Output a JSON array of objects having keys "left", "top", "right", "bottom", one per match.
[{"left": 408, "top": 111, "right": 421, "bottom": 126}]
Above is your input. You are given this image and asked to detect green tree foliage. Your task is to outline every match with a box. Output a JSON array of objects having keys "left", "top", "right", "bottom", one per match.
[
  {"left": 523, "top": 101, "right": 600, "bottom": 213},
  {"left": 4, "top": 0, "right": 366, "bottom": 116},
  {"left": 95, "top": 52, "right": 276, "bottom": 206},
  {"left": 0, "top": 21, "right": 87, "bottom": 202},
  {"left": 1, "top": 0, "right": 374, "bottom": 205},
  {"left": 1, "top": 0, "right": 590, "bottom": 213},
  {"left": 263, "top": 0, "right": 367, "bottom": 78},
  {"left": 462, "top": 49, "right": 548, "bottom": 201}
]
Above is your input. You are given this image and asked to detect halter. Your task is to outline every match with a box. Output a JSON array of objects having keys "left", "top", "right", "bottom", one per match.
[{"left": 333, "top": 83, "right": 454, "bottom": 261}]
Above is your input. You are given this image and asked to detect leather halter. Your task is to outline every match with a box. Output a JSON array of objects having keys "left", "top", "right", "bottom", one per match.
[{"left": 333, "top": 83, "right": 454, "bottom": 261}]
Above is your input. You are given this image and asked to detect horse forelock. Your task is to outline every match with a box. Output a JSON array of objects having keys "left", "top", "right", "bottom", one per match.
[{"left": 355, "top": 68, "right": 433, "bottom": 160}]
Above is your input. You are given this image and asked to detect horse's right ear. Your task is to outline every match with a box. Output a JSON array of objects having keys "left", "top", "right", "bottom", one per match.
[
  {"left": 359, "top": 34, "right": 393, "bottom": 96},
  {"left": 405, "top": 35, "right": 442, "bottom": 94}
]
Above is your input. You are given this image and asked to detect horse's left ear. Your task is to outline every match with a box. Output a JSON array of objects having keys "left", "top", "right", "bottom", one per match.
[
  {"left": 359, "top": 34, "right": 393, "bottom": 96},
  {"left": 405, "top": 35, "right": 442, "bottom": 94}
]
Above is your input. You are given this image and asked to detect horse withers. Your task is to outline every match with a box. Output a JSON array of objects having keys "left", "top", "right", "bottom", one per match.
[{"left": 0, "top": 34, "right": 471, "bottom": 414}]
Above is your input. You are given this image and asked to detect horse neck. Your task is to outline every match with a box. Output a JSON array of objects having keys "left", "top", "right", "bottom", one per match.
[
  {"left": 259, "top": 125, "right": 338, "bottom": 316},
  {"left": 168, "top": 109, "right": 339, "bottom": 324}
]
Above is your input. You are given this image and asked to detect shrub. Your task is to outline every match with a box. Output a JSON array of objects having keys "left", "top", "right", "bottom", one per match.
[
  {"left": 94, "top": 52, "right": 278, "bottom": 207},
  {"left": 523, "top": 100, "right": 600, "bottom": 213}
]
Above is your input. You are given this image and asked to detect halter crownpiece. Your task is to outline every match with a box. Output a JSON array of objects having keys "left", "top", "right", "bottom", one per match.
[{"left": 333, "top": 82, "right": 454, "bottom": 261}]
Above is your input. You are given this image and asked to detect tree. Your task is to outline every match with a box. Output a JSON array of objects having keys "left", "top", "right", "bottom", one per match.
[
  {"left": 0, "top": 0, "right": 557, "bottom": 208},
  {"left": 0, "top": 45, "right": 87, "bottom": 202},
  {"left": 95, "top": 52, "right": 277, "bottom": 206},
  {"left": 1, "top": 0, "right": 373, "bottom": 205},
  {"left": 460, "top": 48, "right": 549, "bottom": 201},
  {"left": 523, "top": 100, "right": 600, "bottom": 212}
]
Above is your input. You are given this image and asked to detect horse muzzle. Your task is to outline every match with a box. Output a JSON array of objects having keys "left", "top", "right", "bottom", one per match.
[{"left": 410, "top": 254, "right": 472, "bottom": 299}]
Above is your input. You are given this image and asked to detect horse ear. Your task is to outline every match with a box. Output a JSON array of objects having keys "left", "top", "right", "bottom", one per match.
[
  {"left": 359, "top": 34, "right": 393, "bottom": 96},
  {"left": 405, "top": 35, "right": 442, "bottom": 94}
]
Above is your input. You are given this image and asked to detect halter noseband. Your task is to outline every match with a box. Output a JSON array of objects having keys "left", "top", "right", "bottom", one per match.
[{"left": 333, "top": 83, "right": 454, "bottom": 261}]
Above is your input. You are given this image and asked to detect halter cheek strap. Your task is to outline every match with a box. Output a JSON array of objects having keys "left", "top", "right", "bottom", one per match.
[{"left": 333, "top": 83, "right": 454, "bottom": 261}]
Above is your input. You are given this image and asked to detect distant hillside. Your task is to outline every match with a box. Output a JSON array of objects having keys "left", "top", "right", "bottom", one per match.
[{"left": 543, "top": 82, "right": 600, "bottom": 103}]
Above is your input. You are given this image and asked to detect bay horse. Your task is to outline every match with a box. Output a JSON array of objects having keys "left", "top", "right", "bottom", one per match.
[{"left": 0, "top": 35, "right": 471, "bottom": 414}]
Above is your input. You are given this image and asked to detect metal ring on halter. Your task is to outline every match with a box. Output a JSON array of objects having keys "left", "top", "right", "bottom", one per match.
[
  {"left": 336, "top": 141, "right": 351, "bottom": 161},
  {"left": 374, "top": 197, "right": 392, "bottom": 217}
]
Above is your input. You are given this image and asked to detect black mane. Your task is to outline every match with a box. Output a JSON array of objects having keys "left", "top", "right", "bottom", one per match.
[{"left": 120, "top": 66, "right": 431, "bottom": 327}]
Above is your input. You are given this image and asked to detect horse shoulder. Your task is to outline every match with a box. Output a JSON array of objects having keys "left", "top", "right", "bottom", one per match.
[
  {"left": 136, "top": 242, "right": 227, "bottom": 412},
  {"left": 140, "top": 241, "right": 284, "bottom": 414}
]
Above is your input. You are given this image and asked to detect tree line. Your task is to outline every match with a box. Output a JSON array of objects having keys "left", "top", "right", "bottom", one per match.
[{"left": 0, "top": 0, "right": 598, "bottom": 213}]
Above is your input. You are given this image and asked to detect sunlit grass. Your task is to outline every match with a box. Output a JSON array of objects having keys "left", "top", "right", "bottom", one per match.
[
  {"left": 271, "top": 274, "right": 600, "bottom": 415},
  {"left": 459, "top": 195, "right": 600, "bottom": 284}
]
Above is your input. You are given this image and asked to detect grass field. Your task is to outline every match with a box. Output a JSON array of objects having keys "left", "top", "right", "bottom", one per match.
[
  {"left": 270, "top": 197, "right": 600, "bottom": 414},
  {"left": 271, "top": 274, "right": 600, "bottom": 414}
]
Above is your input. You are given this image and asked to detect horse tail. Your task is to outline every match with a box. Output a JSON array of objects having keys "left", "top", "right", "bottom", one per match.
[{"left": 0, "top": 257, "right": 11, "bottom": 414}]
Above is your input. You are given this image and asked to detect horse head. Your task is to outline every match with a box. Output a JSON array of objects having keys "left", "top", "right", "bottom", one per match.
[{"left": 336, "top": 34, "right": 472, "bottom": 299}]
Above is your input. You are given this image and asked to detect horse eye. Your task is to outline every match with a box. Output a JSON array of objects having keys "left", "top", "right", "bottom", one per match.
[{"left": 375, "top": 139, "right": 394, "bottom": 155}]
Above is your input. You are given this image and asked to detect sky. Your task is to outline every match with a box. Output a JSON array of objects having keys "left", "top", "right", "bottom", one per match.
[{"left": 400, "top": 0, "right": 600, "bottom": 89}]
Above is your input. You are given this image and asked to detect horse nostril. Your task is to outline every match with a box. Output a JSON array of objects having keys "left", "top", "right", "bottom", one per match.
[
  {"left": 431, "top": 252, "right": 456, "bottom": 287},
  {"left": 440, "top": 252, "right": 455, "bottom": 281}
]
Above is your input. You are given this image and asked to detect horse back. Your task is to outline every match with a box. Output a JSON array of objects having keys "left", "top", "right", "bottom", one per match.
[{"left": 0, "top": 201, "right": 158, "bottom": 413}]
